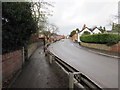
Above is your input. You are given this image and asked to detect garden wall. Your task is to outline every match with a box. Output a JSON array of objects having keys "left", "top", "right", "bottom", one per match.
[
  {"left": 2, "top": 40, "right": 43, "bottom": 85},
  {"left": 110, "top": 42, "right": 120, "bottom": 53},
  {"left": 2, "top": 50, "right": 23, "bottom": 82},
  {"left": 28, "top": 42, "right": 38, "bottom": 58},
  {"left": 80, "top": 42, "right": 120, "bottom": 53},
  {"left": 80, "top": 42, "right": 110, "bottom": 51},
  {"left": 27, "top": 39, "right": 43, "bottom": 58}
]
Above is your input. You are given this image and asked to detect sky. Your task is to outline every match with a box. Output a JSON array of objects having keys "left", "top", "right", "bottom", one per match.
[{"left": 47, "top": 0, "right": 119, "bottom": 35}]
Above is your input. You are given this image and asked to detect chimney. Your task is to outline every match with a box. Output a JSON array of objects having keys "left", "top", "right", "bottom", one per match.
[
  {"left": 83, "top": 24, "right": 86, "bottom": 28},
  {"left": 82, "top": 24, "right": 86, "bottom": 30}
]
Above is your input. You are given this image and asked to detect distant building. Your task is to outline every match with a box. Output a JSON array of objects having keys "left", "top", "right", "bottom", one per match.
[
  {"left": 66, "top": 35, "right": 69, "bottom": 39},
  {"left": 39, "top": 34, "right": 46, "bottom": 39},
  {"left": 51, "top": 35, "right": 65, "bottom": 41}
]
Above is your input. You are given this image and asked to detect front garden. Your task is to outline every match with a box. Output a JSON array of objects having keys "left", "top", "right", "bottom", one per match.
[{"left": 80, "top": 33, "right": 120, "bottom": 46}]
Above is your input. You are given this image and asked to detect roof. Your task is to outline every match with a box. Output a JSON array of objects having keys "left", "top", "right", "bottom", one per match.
[
  {"left": 80, "top": 24, "right": 101, "bottom": 32},
  {"left": 92, "top": 27, "right": 100, "bottom": 32},
  {"left": 80, "top": 24, "right": 91, "bottom": 32}
]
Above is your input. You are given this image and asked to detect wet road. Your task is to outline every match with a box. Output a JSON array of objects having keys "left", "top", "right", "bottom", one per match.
[{"left": 48, "top": 39, "right": 118, "bottom": 88}]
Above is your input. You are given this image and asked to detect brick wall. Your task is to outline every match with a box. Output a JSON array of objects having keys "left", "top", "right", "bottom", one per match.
[
  {"left": 27, "top": 41, "right": 41, "bottom": 58},
  {"left": 80, "top": 42, "right": 110, "bottom": 51},
  {"left": 28, "top": 43, "right": 38, "bottom": 58},
  {"left": 2, "top": 50, "right": 23, "bottom": 82},
  {"left": 80, "top": 42, "right": 120, "bottom": 53},
  {"left": 110, "top": 42, "right": 120, "bottom": 53}
]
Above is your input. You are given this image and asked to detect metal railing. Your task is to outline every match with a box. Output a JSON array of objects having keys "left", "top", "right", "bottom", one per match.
[{"left": 44, "top": 43, "right": 102, "bottom": 90}]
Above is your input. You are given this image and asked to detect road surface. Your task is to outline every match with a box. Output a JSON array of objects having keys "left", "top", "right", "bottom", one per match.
[{"left": 48, "top": 39, "right": 118, "bottom": 88}]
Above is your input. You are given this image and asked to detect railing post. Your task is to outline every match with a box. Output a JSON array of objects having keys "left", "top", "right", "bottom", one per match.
[
  {"left": 49, "top": 55, "right": 53, "bottom": 64},
  {"left": 69, "top": 72, "right": 74, "bottom": 89}
]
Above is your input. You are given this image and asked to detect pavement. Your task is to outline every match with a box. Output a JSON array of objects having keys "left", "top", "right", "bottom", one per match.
[
  {"left": 11, "top": 46, "right": 69, "bottom": 88},
  {"left": 48, "top": 39, "right": 118, "bottom": 88}
]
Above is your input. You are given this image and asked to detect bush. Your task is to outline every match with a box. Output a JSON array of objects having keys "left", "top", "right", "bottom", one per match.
[
  {"left": 80, "top": 33, "right": 120, "bottom": 46},
  {"left": 82, "top": 31, "right": 90, "bottom": 36}
]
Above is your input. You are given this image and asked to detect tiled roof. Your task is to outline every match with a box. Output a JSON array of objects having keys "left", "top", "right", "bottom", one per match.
[{"left": 80, "top": 24, "right": 100, "bottom": 32}]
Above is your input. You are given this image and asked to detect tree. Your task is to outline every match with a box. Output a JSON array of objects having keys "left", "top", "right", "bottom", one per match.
[
  {"left": 75, "top": 28, "right": 80, "bottom": 34},
  {"left": 112, "top": 23, "right": 120, "bottom": 33},
  {"left": 69, "top": 28, "right": 80, "bottom": 37},
  {"left": 69, "top": 30, "right": 76, "bottom": 37},
  {"left": 39, "top": 23, "right": 59, "bottom": 41},
  {"left": 46, "top": 23, "right": 59, "bottom": 34},
  {"left": 99, "top": 26, "right": 102, "bottom": 30},
  {"left": 2, "top": 2, "right": 37, "bottom": 54},
  {"left": 99, "top": 26, "right": 105, "bottom": 33},
  {"left": 31, "top": 1, "right": 53, "bottom": 35},
  {"left": 40, "top": 30, "right": 51, "bottom": 36},
  {"left": 112, "top": 23, "right": 115, "bottom": 31},
  {"left": 76, "top": 28, "right": 80, "bottom": 33},
  {"left": 103, "top": 27, "right": 106, "bottom": 32},
  {"left": 82, "top": 31, "right": 90, "bottom": 36},
  {"left": 109, "top": 8, "right": 120, "bottom": 33}
]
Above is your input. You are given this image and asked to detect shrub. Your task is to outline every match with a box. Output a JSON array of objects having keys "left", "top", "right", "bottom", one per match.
[
  {"left": 82, "top": 31, "right": 90, "bottom": 36},
  {"left": 80, "top": 33, "right": 120, "bottom": 46}
]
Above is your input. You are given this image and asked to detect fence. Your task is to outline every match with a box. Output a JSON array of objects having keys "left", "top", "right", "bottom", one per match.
[{"left": 45, "top": 44, "right": 102, "bottom": 90}]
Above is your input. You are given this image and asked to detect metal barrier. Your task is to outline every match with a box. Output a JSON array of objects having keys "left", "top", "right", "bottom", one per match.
[{"left": 45, "top": 43, "right": 102, "bottom": 90}]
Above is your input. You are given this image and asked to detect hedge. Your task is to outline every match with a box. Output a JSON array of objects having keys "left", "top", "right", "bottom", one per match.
[{"left": 80, "top": 33, "right": 120, "bottom": 46}]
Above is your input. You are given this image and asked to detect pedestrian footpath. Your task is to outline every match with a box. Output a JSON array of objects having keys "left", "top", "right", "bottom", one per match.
[{"left": 11, "top": 46, "right": 68, "bottom": 88}]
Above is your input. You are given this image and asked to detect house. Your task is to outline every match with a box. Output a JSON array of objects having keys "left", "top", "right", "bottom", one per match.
[
  {"left": 77, "top": 24, "right": 102, "bottom": 42},
  {"left": 78, "top": 24, "right": 93, "bottom": 36},
  {"left": 92, "top": 27, "right": 102, "bottom": 34}
]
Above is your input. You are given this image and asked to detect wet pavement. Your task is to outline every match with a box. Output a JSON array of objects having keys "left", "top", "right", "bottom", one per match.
[{"left": 11, "top": 46, "right": 69, "bottom": 88}]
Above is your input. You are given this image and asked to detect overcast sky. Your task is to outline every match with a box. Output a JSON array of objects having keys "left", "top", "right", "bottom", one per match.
[{"left": 47, "top": 0, "right": 119, "bottom": 35}]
